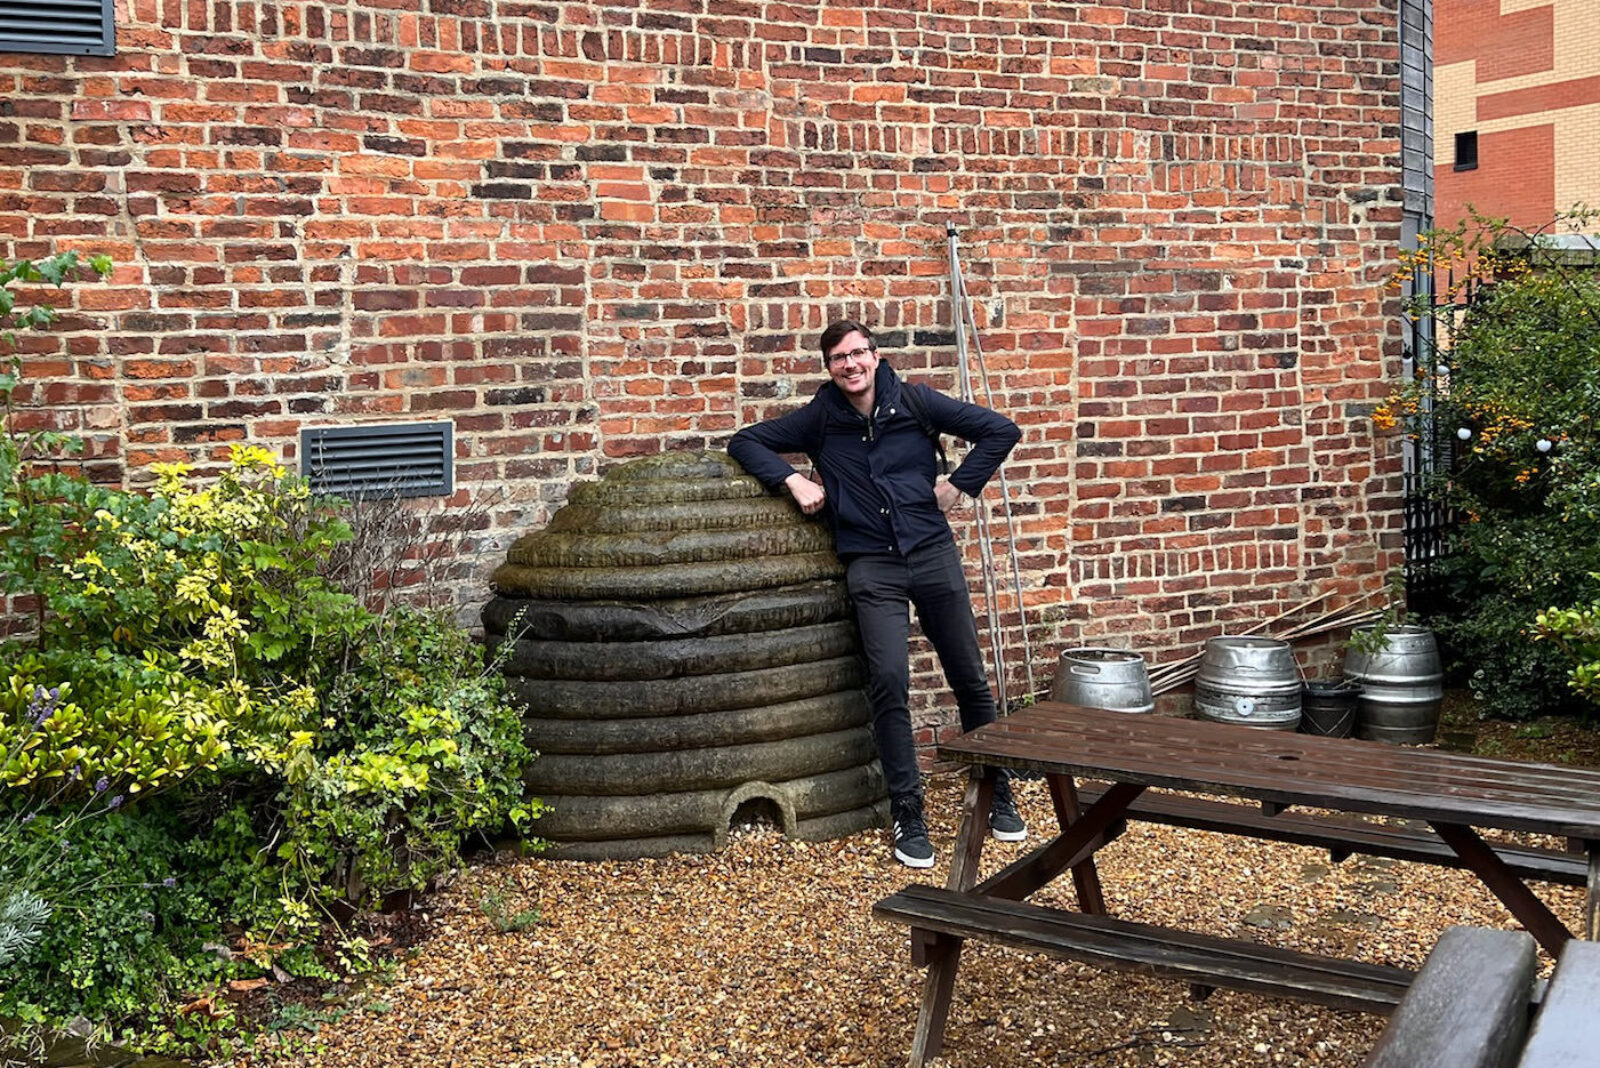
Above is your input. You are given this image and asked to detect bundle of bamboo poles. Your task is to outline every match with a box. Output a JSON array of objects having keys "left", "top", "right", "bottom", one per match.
[{"left": 1146, "top": 590, "right": 1389, "bottom": 697}]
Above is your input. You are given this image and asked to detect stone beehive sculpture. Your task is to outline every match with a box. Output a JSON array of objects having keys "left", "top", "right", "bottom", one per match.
[{"left": 483, "top": 450, "right": 886, "bottom": 859}]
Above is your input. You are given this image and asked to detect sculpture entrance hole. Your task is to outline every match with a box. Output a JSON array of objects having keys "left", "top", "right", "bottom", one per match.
[{"left": 729, "top": 796, "right": 782, "bottom": 832}]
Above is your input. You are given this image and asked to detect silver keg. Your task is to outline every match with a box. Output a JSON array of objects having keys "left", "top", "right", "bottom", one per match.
[
  {"left": 1194, "top": 636, "right": 1302, "bottom": 730},
  {"left": 1344, "top": 625, "right": 1443, "bottom": 744},
  {"left": 1049, "top": 648, "right": 1154, "bottom": 714}
]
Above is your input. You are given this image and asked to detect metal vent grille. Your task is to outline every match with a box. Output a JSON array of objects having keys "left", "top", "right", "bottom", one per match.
[
  {"left": 301, "top": 422, "right": 453, "bottom": 499},
  {"left": 0, "top": 0, "right": 115, "bottom": 56}
]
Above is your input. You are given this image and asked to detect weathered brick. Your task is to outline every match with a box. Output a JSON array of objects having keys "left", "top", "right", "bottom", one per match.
[{"left": 0, "top": 0, "right": 1406, "bottom": 758}]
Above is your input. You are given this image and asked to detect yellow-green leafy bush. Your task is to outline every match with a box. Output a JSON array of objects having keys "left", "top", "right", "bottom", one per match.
[{"left": 3, "top": 262, "right": 539, "bottom": 1052}]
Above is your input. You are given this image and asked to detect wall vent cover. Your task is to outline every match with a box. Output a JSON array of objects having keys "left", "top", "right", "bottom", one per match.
[
  {"left": 301, "top": 421, "right": 453, "bottom": 499},
  {"left": 0, "top": 0, "right": 116, "bottom": 55}
]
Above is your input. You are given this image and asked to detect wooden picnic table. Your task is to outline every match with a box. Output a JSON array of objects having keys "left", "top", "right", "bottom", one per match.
[{"left": 874, "top": 701, "right": 1600, "bottom": 1067}]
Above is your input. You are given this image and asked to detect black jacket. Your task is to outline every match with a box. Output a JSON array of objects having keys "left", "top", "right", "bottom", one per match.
[{"left": 728, "top": 361, "right": 1021, "bottom": 558}]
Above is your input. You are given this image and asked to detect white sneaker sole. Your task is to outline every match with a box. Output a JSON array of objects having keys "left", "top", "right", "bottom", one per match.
[
  {"left": 990, "top": 826, "right": 1027, "bottom": 843},
  {"left": 894, "top": 847, "right": 935, "bottom": 868}
]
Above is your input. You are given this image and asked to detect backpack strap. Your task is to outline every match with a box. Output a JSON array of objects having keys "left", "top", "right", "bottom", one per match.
[{"left": 898, "top": 380, "right": 950, "bottom": 476}]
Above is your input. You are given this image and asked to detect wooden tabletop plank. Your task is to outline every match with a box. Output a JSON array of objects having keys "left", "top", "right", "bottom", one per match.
[{"left": 938, "top": 703, "right": 1600, "bottom": 839}]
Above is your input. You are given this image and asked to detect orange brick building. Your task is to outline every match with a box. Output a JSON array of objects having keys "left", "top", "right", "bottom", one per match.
[
  {"left": 1435, "top": 0, "right": 1600, "bottom": 229},
  {"left": 1, "top": 0, "right": 1411, "bottom": 745}
]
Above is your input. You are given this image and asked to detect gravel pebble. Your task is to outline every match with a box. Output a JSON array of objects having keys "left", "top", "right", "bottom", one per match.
[{"left": 243, "top": 772, "right": 1581, "bottom": 1068}]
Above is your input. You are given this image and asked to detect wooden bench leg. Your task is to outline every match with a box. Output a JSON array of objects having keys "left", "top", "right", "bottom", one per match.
[
  {"left": 1431, "top": 821, "right": 1574, "bottom": 955},
  {"left": 908, "top": 932, "right": 963, "bottom": 1068},
  {"left": 951, "top": 771, "right": 995, "bottom": 893},
  {"left": 1049, "top": 773, "right": 1108, "bottom": 915},
  {"left": 904, "top": 770, "right": 993, "bottom": 1067},
  {"left": 1586, "top": 843, "right": 1600, "bottom": 941}
]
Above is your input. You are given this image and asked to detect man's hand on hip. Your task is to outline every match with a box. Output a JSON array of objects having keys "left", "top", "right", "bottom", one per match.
[
  {"left": 935, "top": 480, "right": 964, "bottom": 513},
  {"left": 784, "top": 472, "right": 827, "bottom": 515}
]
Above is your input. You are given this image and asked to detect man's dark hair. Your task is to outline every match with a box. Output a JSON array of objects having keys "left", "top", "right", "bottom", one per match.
[{"left": 818, "top": 320, "right": 875, "bottom": 363}]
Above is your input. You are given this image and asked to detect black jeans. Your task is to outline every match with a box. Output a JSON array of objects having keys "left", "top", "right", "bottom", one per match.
[{"left": 846, "top": 538, "right": 999, "bottom": 802}]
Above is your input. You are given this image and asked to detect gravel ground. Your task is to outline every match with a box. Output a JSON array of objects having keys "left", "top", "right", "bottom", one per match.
[{"left": 241, "top": 768, "right": 1584, "bottom": 1068}]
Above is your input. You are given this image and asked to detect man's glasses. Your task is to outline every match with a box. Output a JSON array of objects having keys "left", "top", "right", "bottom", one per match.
[{"left": 827, "top": 345, "right": 875, "bottom": 367}]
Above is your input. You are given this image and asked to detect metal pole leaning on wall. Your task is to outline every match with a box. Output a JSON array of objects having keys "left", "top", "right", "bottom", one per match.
[
  {"left": 945, "top": 224, "right": 1038, "bottom": 705},
  {"left": 950, "top": 244, "right": 1038, "bottom": 699},
  {"left": 946, "top": 225, "right": 1009, "bottom": 710}
]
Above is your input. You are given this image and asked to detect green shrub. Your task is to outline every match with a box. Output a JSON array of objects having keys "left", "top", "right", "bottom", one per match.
[
  {"left": 1, "top": 806, "right": 229, "bottom": 1026},
  {"left": 1435, "top": 515, "right": 1600, "bottom": 720},
  {"left": 1384, "top": 211, "right": 1600, "bottom": 719},
  {"left": 2, "top": 657, "right": 230, "bottom": 795},
  {"left": 2, "top": 258, "right": 541, "bottom": 1051},
  {"left": 269, "top": 602, "right": 538, "bottom": 904},
  {"left": 1, "top": 450, "right": 541, "bottom": 1044},
  {"left": 1536, "top": 597, "right": 1600, "bottom": 708}
]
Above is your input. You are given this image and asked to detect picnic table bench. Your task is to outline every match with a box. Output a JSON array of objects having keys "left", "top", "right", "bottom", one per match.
[
  {"left": 873, "top": 702, "right": 1600, "bottom": 1067},
  {"left": 1517, "top": 938, "right": 1600, "bottom": 1067},
  {"left": 1362, "top": 926, "right": 1537, "bottom": 1068},
  {"left": 1363, "top": 927, "right": 1600, "bottom": 1068},
  {"left": 1074, "top": 783, "right": 1590, "bottom": 887}
]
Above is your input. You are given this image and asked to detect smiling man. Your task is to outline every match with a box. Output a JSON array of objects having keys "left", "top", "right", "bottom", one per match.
[{"left": 728, "top": 320, "right": 1024, "bottom": 868}]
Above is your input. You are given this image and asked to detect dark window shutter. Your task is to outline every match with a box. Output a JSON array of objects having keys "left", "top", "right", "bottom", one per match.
[
  {"left": 300, "top": 422, "right": 454, "bottom": 499},
  {"left": 0, "top": 0, "right": 116, "bottom": 56}
]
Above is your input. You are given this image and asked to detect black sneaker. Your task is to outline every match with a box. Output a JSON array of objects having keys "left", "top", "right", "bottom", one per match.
[
  {"left": 989, "top": 775, "right": 1027, "bottom": 842},
  {"left": 890, "top": 796, "right": 935, "bottom": 869}
]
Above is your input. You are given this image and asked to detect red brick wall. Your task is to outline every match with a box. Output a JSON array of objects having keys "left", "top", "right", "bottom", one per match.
[
  {"left": 0, "top": 0, "right": 1406, "bottom": 739},
  {"left": 1434, "top": 0, "right": 1600, "bottom": 232},
  {"left": 1436, "top": 124, "right": 1557, "bottom": 240},
  {"left": 1435, "top": 0, "right": 1554, "bottom": 82}
]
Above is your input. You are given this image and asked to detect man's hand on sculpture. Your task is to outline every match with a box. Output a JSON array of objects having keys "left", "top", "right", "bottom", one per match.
[
  {"left": 785, "top": 472, "right": 827, "bottom": 515},
  {"left": 934, "top": 480, "right": 964, "bottom": 514}
]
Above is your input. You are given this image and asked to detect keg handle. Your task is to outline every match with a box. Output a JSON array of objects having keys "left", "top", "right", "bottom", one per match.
[{"left": 1069, "top": 664, "right": 1102, "bottom": 678}]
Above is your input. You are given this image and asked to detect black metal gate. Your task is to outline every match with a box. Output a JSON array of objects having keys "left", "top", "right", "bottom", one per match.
[
  {"left": 1398, "top": 0, "right": 1444, "bottom": 618},
  {"left": 1400, "top": 263, "right": 1488, "bottom": 619}
]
